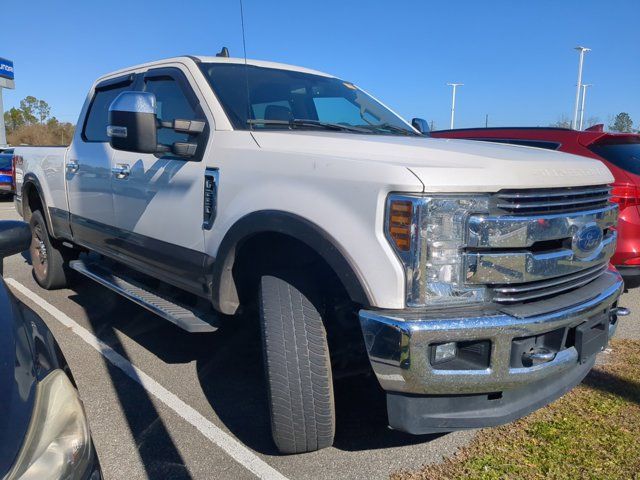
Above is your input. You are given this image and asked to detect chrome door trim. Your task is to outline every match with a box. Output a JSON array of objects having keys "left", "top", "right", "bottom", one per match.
[
  {"left": 66, "top": 159, "right": 80, "bottom": 173},
  {"left": 111, "top": 164, "right": 130, "bottom": 179}
]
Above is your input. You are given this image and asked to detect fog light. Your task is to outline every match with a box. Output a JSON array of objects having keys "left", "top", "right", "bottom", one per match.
[{"left": 433, "top": 342, "right": 457, "bottom": 364}]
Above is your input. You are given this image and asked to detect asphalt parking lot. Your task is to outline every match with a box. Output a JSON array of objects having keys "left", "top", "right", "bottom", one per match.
[{"left": 1, "top": 198, "right": 637, "bottom": 480}]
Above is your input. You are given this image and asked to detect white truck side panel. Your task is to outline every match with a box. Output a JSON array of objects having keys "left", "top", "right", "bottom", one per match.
[
  {"left": 205, "top": 131, "right": 424, "bottom": 309},
  {"left": 15, "top": 146, "right": 68, "bottom": 214}
]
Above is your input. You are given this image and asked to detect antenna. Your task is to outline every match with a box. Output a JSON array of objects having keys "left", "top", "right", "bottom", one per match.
[
  {"left": 239, "top": 0, "right": 252, "bottom": 129},
  {"left": 239, "top": 0, "right": 248, "bottom": 64}
]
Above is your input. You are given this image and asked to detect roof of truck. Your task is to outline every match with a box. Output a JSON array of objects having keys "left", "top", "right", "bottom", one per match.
[
  {"left": 193, "top": 55, "right": 335, "bottom": 77},
  {"left": 98, "top": 55, "right": 335, "bottom": 84}
]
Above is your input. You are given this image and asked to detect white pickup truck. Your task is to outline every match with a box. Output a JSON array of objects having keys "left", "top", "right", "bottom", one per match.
[{"left": 13, "top": 55, "right": 625, "bottom": 454}]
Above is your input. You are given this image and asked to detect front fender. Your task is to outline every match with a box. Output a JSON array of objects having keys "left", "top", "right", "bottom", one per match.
[{"left": 211, "top": 210, "right": 372, "bottom": 314}]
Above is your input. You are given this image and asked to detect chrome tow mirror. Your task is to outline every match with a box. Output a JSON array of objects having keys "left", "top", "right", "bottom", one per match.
[{"left": 107, "top": 91, "right": 159, "bottom": 154}]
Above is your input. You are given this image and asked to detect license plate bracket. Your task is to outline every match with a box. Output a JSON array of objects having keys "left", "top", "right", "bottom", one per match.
[{"left": 575, "top": 312, "right": 609, "bottom": 363}]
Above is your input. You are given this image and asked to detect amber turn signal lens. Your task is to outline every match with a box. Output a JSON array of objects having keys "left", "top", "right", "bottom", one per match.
[{"left": 389, "top": 200, "right": 413, "bottom": 251}]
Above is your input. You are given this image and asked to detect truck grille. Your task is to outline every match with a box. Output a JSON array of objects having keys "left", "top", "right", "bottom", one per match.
[
  {"left": 491, "top": 263, "right": 608, "bottom": 303},
  {"left": 465, "top": 185, "right": 618, "bottom": 307},
  {"left": 494, "top": 184, "right": 611, "bottom": 215}
]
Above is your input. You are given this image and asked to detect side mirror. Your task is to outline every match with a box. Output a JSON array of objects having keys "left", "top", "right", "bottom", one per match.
[
  {"left": 411, "top": 118, "right": 430, "bottom": 135},
  {"left": 108, "top": 91, "right": 159, "bottom": 154},
  {"left": 107, "top": 91, "right": 203, "bottom": 158},
  {"left": 0, "top": 221, "right": 31, "bottom": 275}
]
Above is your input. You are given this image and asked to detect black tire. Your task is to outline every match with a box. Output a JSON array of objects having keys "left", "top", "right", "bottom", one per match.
[
  {"left": 259, "top": 273, "right": 335, "bottom": 454},
  {"left": 29, "top": 209, "right": 71, "bottom": 289}
]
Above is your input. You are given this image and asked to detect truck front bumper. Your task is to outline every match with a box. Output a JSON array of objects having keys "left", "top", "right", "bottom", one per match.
[{"left": 358, "top": 269, "right": 624, "bottom": 434}]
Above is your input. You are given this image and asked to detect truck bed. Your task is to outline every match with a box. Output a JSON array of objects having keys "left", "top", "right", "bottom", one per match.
[{"left": 14, "top": 146, "right": 69, "bottom": 220}]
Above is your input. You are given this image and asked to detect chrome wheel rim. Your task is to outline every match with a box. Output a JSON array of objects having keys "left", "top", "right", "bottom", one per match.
[{"left": 30, "top": 223, "right": 48, "bottom": 280}]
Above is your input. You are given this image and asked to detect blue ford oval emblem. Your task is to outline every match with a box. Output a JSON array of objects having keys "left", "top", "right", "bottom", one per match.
[{"left": 573, "top": 223, "right": 603, "bottom": 257}]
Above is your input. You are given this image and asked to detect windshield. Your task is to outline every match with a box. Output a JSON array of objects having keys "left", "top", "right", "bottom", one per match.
[
  {"left": 589, "top": 142, "right": 640, "bottom": 175},
  {"left": 199, "top": 63, "right": 417, "bottom": 135}
]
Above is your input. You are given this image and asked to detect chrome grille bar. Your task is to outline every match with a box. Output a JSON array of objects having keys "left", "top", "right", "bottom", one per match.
[
  {"left": 465, "top": 231, "right": 616, "bottom": 284},
  {"left": 496, "top": 186, "right": 610, "bottom": 199},
  {"left": 467, "top": 203, "right": 617, "bottom": 249},
  {"left": 495, "top": 194, "right": 611, "bottom": 211},
  {"left": 492, "top": 263, "right": 608, "bottom": 303},
  {"left": 494, "top": 184, "right": 612, "bottom": 215},
  {"left": 492, "top": 263, "right": 607, "bottom": 293}
]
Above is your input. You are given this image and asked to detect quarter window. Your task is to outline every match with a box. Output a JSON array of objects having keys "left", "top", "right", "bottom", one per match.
[{"left": 589, "top": 142, "right": 640, "bottom": 175}]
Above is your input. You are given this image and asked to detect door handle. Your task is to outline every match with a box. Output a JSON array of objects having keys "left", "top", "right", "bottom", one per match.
[
  {"left": 66, "top": 160, "right": 79, "bottom": 173},
  {"left": 112, "top": 164, "right": 130, "bottom": 179}
]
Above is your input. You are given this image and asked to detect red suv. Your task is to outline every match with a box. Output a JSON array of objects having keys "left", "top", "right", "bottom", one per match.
[{"left": 431, "top": 126, "right": 640, "bottom": 284}]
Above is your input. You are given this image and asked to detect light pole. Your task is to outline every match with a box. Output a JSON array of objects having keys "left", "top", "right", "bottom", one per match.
[
  {"left": 572, "top": 46, "right": 590, "bottom": 130},
  {"left": 578, "top": 83, "right": 593, "bottom": 130},
  {"left": 447, "top": 83, "right": 463, "bottom": 129}
]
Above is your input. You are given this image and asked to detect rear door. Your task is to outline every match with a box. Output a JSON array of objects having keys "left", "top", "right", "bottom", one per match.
[
  {"left": 110, "top": 66, "right": 211, "bottom": 295},
  {"left": 67, "top": 75, "right": 135, "bottom": 240}
]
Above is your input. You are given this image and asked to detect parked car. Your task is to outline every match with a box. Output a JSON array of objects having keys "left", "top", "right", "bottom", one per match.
[
  {"left": 0, "top": 221, "right": 101, "bottom": 479},
  {"left": 431, "top": 126, "right": 640, "bottom": 283},
  {"left": 12, "top": 55, "right": 625, "bottom": 454},
  {"left": 0, "top": 148, "right": 15, "bottom": 197}
]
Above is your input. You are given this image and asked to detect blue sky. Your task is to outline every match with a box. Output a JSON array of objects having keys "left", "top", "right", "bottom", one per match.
[{"left": 3, "top": 0, "right": 638, "bottom": 130}]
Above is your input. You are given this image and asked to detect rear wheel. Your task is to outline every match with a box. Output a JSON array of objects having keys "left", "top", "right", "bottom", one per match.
[
  {"left": 29, "top": 209, "right": 74, "bottom": 289},
  {"left": 259, "top": 272, "right": 335, "bottom": 454}
]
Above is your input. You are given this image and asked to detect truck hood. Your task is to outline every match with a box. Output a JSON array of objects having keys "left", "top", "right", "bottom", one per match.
[{"left": 251, "top": 131, "right": 613, "bottom": 192}]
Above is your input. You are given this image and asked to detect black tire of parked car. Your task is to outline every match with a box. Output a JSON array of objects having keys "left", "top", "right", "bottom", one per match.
[
  {"left": 29, "top": 210, "right": 73, "bottom": 289},
  {"left": 259, "top": 272, "right": 336, "bottom": 454}
]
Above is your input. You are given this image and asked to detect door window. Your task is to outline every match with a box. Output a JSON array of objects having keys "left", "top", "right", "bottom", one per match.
[{"left": 144, "top": 77, "right": 197, "bottom": 147}]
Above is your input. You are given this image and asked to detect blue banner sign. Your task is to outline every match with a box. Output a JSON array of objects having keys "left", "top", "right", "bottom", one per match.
[{"left": 0, "top": 58, "right": 14, "bottom": 80}]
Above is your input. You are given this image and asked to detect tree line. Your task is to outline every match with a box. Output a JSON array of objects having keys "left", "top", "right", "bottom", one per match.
[
  {"left": 3, "top": 96, "right": 75, "bottom": 146},
  {"left": 549, "top": 112, "right": 636, "bottom": 132}
]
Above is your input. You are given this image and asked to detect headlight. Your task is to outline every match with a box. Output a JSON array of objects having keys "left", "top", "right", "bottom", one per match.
[
  {"left": 6, "top": 370, "right": 94, "bottom": 480},
  {"left": 386, "top": 193, "right": 490, "bottom": 308}
]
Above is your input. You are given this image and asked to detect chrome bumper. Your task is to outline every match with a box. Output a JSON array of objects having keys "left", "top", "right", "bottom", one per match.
[{"left": 359, "top": 270, "right": 623, "bottom": 395}]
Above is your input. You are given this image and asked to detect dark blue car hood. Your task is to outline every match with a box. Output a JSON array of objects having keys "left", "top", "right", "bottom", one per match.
[{"left": 0, "top": 279, "right": 37, "bottom": 477}]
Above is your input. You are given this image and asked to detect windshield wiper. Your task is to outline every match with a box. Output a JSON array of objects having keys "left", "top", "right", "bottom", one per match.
[
  {"left": 361, "top": 123, "right": 420, "bottom": 136},
  {"left": 247, "top": 118, "right": 369, "bottom": 133}
]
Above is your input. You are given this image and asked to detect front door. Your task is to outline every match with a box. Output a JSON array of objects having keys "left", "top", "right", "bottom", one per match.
[
  {"left": 66, "top": 75, "right": 135, "bottom": 245},
  {"left": 110, "top": 66, "right": 211, "bottom": 295}
]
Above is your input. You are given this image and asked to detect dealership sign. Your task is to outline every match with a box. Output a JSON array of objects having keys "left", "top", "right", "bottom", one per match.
[
  {"left": 0, "top": 58, "right": 14, "bottom": 89},
  {"left": 0, "top": 58, "right": 13, "bottom": 80}
]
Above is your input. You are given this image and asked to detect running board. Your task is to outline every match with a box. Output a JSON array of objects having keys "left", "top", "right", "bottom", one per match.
[{"left": 69, "top": 259, "right": 219, "bottom": 333}]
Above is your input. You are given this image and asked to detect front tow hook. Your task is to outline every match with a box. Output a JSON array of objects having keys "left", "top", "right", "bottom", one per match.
[
  {"left": 612, "top": 307, "right": 630, "bottom": 317},
  {"left": 522, "top": 347, "right": 557, "bottom": 366}
]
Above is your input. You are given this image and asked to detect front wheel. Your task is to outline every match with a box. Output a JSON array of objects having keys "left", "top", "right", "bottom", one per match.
[
  {"left": 259, "top": 273, "right": 336, "bottom": 454},
  {"left": 29, "top": 210, "right": 72, "bottom": 289}
]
